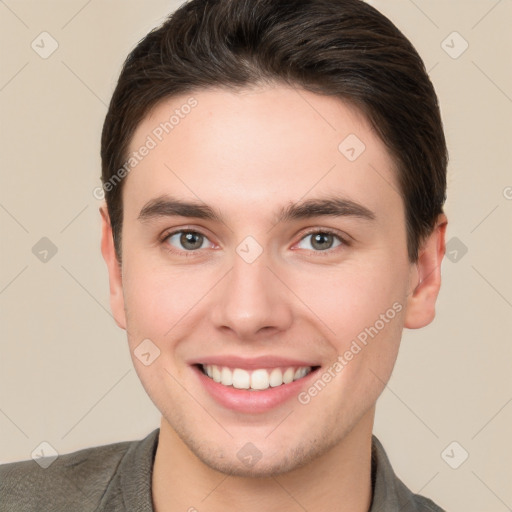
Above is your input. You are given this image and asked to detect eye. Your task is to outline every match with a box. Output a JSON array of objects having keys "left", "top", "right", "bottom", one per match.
[
  {"left": 163, "top": 230, "right": 213, "bottom": 251},
  {"left": 296, "top": 230, "right": 345, "bottom": 251}
]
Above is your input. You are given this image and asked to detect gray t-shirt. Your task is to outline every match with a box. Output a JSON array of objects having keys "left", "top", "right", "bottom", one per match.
[{"left": 0, "top": 430, "right": 445, "bottom": 511}]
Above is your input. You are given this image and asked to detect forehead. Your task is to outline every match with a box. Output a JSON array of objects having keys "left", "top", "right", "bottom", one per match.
[{"left": 122, "top": 85, "right": 401, "bottom": 223}]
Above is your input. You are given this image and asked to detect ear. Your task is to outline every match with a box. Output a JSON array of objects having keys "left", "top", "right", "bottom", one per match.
[
  {"left": 404, "top": 213, "right": 448, "bottom": 329},
  {"left": 99, "top": 204, "right": 127, "bottom": 330}
]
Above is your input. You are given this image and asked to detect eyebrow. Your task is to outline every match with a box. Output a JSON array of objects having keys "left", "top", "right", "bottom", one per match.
[{"left": 137, "top": 194, "right": 376, "bottom": 224}]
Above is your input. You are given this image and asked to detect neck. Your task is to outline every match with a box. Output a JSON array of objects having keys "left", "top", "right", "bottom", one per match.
[{"left": 152, "top": 410, "right": 374, "bottom": 512}]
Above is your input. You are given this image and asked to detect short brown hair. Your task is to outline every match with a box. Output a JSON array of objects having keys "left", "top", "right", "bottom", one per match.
[{"left": 101, "top": 0, "right": 447, "bottom": 264}]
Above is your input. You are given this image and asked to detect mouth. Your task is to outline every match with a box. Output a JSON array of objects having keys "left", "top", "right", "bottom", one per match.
[
  {"left": 189, "top": 355, "right": 322, "bottom": 413},
  {"left": 197, "top": 363, "right": 319, "bottom": 391}
]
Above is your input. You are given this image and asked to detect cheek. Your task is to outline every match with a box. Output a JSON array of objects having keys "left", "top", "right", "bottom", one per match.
[
  {"left": 121, "top": 262, "right": 202, "bottom": 393},
  {"left": 327, "top": 259, "right": 407, "bottom": 395},
  {"left": 122, "top": 257, "right": 214, "bottom": 339},
  {"left": 289, "top": 255, "right": 408, "bottom": 396},
  {"left": 288, "top": 254, "right": 409, "bottom": 341}
]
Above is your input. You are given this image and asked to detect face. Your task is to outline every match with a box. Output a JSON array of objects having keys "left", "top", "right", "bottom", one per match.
[{"left": 101, "top": 84, "right": 444, "bottom": 476}]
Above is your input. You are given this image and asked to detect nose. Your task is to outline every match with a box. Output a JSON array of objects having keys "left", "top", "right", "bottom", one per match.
[{"left": 209, "top": 252, "right": 293, "bottom": 341}]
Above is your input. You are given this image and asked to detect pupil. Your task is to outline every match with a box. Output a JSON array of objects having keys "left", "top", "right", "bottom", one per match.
[
  {"left": 312, "top": 233, "right": 332, "bottom": 250},
  {"left": 181, "top": 232, "right": 202, "bottom": 250}
]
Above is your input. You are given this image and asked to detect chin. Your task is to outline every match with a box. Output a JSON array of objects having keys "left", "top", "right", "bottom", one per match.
[
  {"left": 197, "top": 451, "right": 305, "bottom": 478},
  {"left": 184, "top": 430, "right": 338, "bottom": 478}
]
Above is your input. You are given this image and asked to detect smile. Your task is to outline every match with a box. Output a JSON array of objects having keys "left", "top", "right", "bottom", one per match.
[{"left": 199, "top": 364, "right": 315, "bottom": 391}]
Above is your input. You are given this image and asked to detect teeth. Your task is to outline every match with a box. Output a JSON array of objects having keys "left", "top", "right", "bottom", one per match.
[
  {"left": 250, "top": 369, "right": 269, "bottom": 390},
  {"left": 294, "top": 367, "right": 308, "bottom": 380},
  {"left": 283, "top": 368, "right": 294, "bottom": 384},
  {"left": 201, "top": 364, "right": 312, "bottom": 390},
  {"left": 269, "top": 368, "right": 283, "bottom": 387},
  {"left": 212, "top": 365, "right": 222, "bottom": 383},
  {"left": 220, "top": 366, "right": 233, "bottom": 386},
  {"left": 232, "top": 368, "right": 250, "bottom": 389}
]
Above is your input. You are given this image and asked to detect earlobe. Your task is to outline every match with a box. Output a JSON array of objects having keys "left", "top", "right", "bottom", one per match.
[
  {"left": 404, "top": 214, "right": 448, "bottom": 329},
  {"left": 99, "top": 205, "right": 127, "bottom": 330}
]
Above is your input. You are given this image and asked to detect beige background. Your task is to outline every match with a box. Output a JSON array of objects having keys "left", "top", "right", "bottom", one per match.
[{"left": 1, "top": 1, "right": 511, "bottom": 510}]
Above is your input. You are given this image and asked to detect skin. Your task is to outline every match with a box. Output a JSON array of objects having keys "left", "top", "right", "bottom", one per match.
[{"left": 100, "top": 84, "right": 447, "bottom": 512}]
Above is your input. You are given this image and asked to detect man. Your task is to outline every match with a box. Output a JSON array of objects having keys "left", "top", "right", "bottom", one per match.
[{"left": 0, "top": 0, "right": 448, "bottom": 510}]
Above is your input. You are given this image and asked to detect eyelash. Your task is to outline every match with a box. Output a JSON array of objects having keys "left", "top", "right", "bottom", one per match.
[
  {"left": 159, "top": 227, "right": 350, "bottom": 256},
  {"left": 294, "top": 228, "right": 350, "bottom": 254}
]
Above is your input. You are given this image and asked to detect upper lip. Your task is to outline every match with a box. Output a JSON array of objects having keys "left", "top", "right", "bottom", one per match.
[{"left": 188, "top": 355, "right": 320, "bottom": 369}]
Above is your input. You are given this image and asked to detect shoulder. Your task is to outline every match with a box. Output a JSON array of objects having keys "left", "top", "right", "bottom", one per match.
[
  {"left": 0, "top": 435, "right": 145, "bottom": 512},
  {"left": 393, "top": 477, "right": 446, "bottom": 512},
  {"left": 371, "top": 435, "right": 446, "bottom": 512}
]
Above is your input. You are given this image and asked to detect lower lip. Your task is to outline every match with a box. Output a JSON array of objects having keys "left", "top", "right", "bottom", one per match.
[{"left": 193, "top": 366, "right": 319, "bottom": 414}]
